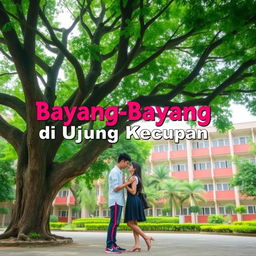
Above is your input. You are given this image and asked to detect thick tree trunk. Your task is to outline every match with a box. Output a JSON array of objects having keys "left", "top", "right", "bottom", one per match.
[{"left": 0, "top": 157, "right": 60, "bottom": 241}]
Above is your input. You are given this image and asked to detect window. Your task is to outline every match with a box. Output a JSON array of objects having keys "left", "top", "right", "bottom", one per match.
[
  {"left": 247, "top": 206, "right": 256, "bottom": 214},
  {"left": 214, "top": 160, "right": 231, "bottom": 169},
  {"left": 204, "top": 184, "right": 214, "bottom": 191},
  {"left": 219, "top": 206, "right": 225, "bottom": 214},
  {"left": 145, "top": 208, "right": 153, "bottom": 216},
  {"left": 58, "top": 190, "right": 69, "bottom": 197},
  {"left": 216, "top": 183, "right": 233, "bottom": 191},
  {"left": 192, "top": 141, "right": 209, "bottom": 149},
  {"left": 219, "top": 206, "right": 235, "bottom": 214},
  {"left": 171, "top": 143, "right": 186, "bottom": 151},
  {"left": 176, "top": 208, "right": 189, "bottom": 215},
  {"left": 153, "top": 144, "right": 168, "bottom": 152},
  {"left": 72, "top": 209, "right": 79, "bottom": 217},
  {"left": 58, "top": 210, "right": 68, "bottom": 217},
  {"left": 103, "top": 209, "right": 110, "bottom": 217},
  {"left": 200, "top": 207, "right": 216, "bottom": 215},
  {"left": 212, "top": 139, "right": 229, "bottom": 147},
  {"left": 157, "top": 209, "right": 162, "bottom": 216},
  {"left": 233, "top": 136, "right": 250, "bottom": 145},
  {"left": 226, "top": 208, "right": 233, "bottom": 215},
  {"left": 172, "top": 163, "right": 187, "bottom": 172},
  {"left": 193, "top": 162, "right": 211, "bottom": 170}
]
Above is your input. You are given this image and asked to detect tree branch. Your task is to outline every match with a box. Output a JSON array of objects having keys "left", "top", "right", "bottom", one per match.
[
  {"left": 144, "top": 0, "right": 174, "bottom": 30},
  {"left": 0, "top": 93, "right": 27, "bottom": 121},
  {"left": 0, "top": 115, "right": 23, "bottom": 153},
  {"left": 39, "top": 8, "right": 87, "bottom": 94},
  {"left": 0, "top": 72, "right": 17, "bottom": 77},
  {"left": 126, "top": 29, "right": 195, "bottom": 75},
  {"left": 205, "top": 59, "right": 256, "bottom": 104},
  {"left": 167, "top": 35, "right": 224, "bottom": 99},
  {"left": 24, "top": 0, "right": 40, "bottom": 53}
]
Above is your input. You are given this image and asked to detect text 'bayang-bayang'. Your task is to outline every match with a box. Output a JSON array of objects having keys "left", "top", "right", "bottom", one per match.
[{"left": 36, "top": 101, "right": 211, "bottom": 144}]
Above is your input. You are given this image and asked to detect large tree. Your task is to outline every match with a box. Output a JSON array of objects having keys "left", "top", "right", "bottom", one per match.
[
  {"left": 0, "top": 0, "right": 256, "bottom": 241},
  {"left": 231, "top": 143, "right": 256, "bottom": 197}
]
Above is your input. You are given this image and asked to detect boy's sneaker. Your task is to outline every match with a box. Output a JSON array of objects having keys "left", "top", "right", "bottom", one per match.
[
  {"left": 105, "top": 247, "right": 122, "bottom": 254},
  {"left": 113, "top": 245, "right": 126, "bottom": 251}
]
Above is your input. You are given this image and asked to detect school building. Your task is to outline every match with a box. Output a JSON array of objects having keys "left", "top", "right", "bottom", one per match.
[{"left": 1, "top": 122, "right": 256, "bottom": 225}]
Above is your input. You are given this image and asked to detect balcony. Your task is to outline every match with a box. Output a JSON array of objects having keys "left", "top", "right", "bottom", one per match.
[
  {"left": 170, "top": 150, "right": 187, "bottom": 159},
  {"left": 214, "top": 168, "right": 233, "bottom": 177},
  {"left": 216, "top": 190, "right": 235, "bottom": 200},
  {"left": 69, "top": 196, "right": 76, "bottom": 205},
  {"left": 233, "top": 144, "right": 251, "bottom": 154},
  {"left": 151, "top": 152, "right": 168, "bottom": 161},
  {"left": 171, "top": 171, "right": 189, "bottom": 180},
  {"left": 193, "top": 169, "right": 212, "bottom": 179},
  {"left": 55, "top": 197, "right": 67, "bottom": 205},
  {"left": 211, "top": 146, "right": 230, "bottom": 155},
  {"left": 201, "top": 191, "right": 214, "bottom": 201},
  {"left": 192, "top": 148, "right": 209, "bottom": 157}
]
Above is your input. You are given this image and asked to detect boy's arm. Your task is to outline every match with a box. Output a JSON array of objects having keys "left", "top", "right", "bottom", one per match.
[{"left": 114, "top": 176, "right": 135, "bottom": 192}]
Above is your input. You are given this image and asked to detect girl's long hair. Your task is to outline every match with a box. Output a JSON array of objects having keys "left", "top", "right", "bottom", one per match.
[{"left": 132, "top": 162, "right": 143, "bottom": 192}]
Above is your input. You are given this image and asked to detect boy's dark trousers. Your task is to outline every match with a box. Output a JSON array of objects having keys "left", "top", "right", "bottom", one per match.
[{"left": 106, "top": 203, "right": 123, "bottom": 248}]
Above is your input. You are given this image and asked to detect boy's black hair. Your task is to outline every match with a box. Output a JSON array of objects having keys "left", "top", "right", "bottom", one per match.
[{"left": 117, "top": 153, "right": 131, "bottom": 163}]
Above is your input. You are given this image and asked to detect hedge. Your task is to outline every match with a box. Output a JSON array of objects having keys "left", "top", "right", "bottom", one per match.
[
  {"left": 50, "top": 222, "right": 67, "bottom": 229},
  {"left": 75, "top": 223, "right": 204, "bottom": 232},
  {"left": 233, "top": 220, "right": 256, "bottom": 226},
  {"left": 72, "top": 217, "right": 179, "bottom": 228},
  {"left": 201, "top": 225, "right": 256, "bottom": 233}
]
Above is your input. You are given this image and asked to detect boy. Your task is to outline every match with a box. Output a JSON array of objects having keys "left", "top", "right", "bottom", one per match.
[{"left": 105, "top": 153, "right": 132, "bottom": 254}]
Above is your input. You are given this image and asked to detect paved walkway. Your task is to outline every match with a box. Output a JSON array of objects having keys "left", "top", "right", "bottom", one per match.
[{"left": 0, "top": 231, "right": 256, "bottom": 256}]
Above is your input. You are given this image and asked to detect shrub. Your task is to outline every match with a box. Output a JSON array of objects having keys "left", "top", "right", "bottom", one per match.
[
  {"left": 50, "top": 222, "right": 67, "bottom": 229},
  {"left": 189, "top": 206, "right": 200, "bottom": 213},
  {"left": 50, "top": 215, "right": 58, "bottom": 222},
  {"left": 234, "top": 206, "right": 247, "bottom": 214},
  {"left": 0, "top": 208, "right": 9, "bottom": 214},
  {"left": 208, "top": 215, "right": 225, "bottom": 224},
  {"left": 28, "top": 232, "right": 41, "bottom": 239}
]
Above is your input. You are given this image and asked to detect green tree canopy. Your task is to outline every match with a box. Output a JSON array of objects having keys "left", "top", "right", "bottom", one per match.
[
  {"left": 231, "top": 159, "right": 256, "bottom": 197},
  {"left": 0, "top": 142, "right": 15, "bottom": 202}
]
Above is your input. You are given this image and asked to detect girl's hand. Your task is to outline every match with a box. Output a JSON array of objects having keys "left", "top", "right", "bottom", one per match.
[{"left": 124, "top": 176, "right": 135, "bottom": 186}]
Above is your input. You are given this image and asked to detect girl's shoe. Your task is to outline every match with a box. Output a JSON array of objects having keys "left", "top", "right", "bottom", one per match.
[
  {"left": 145, "top": 237, "right": 154, "bottom": 251},
  {"left": 127, "top": 247, "right": 141, "bottom": 252}
]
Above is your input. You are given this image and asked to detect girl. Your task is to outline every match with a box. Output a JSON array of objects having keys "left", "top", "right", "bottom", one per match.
[{"left": 124, "top": 162, "right": 154, "bottom": 252}]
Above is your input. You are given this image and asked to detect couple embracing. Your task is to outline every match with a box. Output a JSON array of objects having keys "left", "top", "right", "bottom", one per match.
[{"left": 105, "top": 153, "right": 154, "bottom": 254}]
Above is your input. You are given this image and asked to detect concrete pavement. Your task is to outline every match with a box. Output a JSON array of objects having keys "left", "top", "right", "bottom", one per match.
[{"left": 0, "top": 231, "right": 256, "bottom": 256}]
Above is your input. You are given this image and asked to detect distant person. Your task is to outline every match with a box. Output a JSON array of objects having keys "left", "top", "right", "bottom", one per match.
[
  {"left": 105, "top": 153, "right": 132, "bottom": 254},
  {"left": 124, "top": 162, "right": 154, "bottom": 251}
]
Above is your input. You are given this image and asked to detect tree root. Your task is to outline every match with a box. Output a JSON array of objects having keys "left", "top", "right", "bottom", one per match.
[
  {"left": 17, "top": 232, "right": 31, "bottom": 241},
  {"left": 50, "top": 234, "right": 72, "bottom": 240},
  {"left": 0, "top": 229, "right": 17, "bottom": 240}
]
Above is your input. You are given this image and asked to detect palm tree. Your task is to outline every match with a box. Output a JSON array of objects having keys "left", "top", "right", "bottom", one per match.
[
  {"left": 162, "top": 179, "right": 183, "bottom": 217},
  {"left": 142, "top": 173, "right": 162, "bottom": 216},
  {"left": 181, "top": 180, "right": 206, "bottom": 223},
  {"left": 148, "top": 165, "right": 171, "bottom": 190},
  {"left": 143, "top": 186, "right": 162, "bottom": 217}
]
